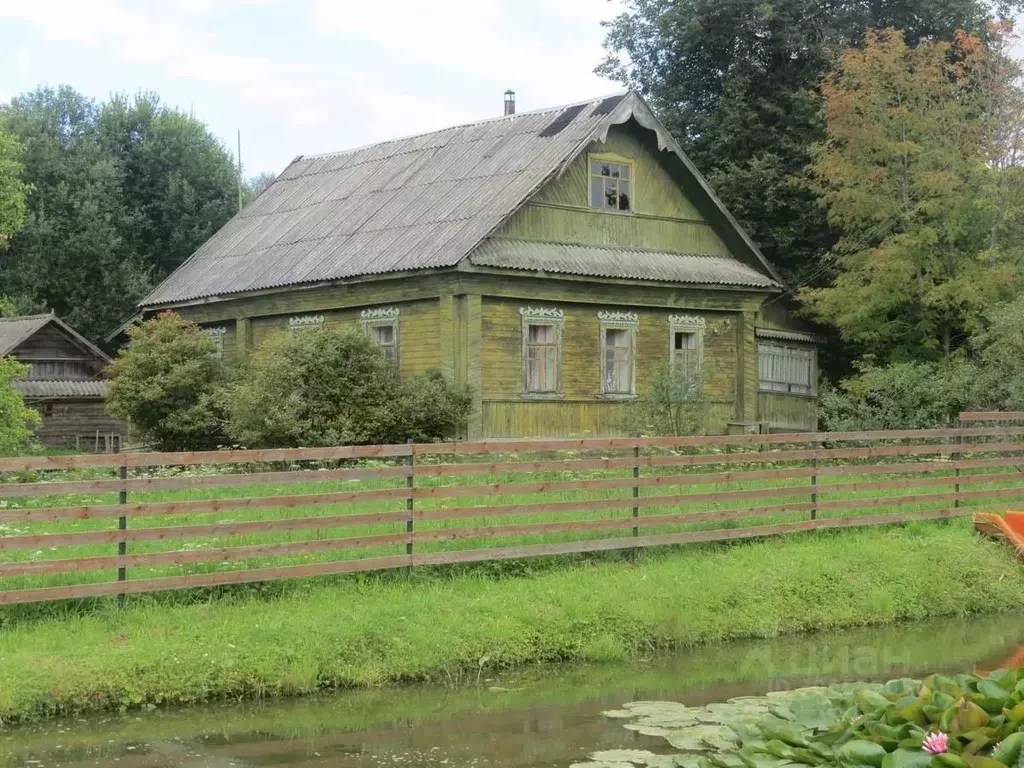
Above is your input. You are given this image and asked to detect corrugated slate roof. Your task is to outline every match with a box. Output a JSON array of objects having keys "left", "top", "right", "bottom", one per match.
[
  {"left": 0, "top": 315, "right": 51, "bottom": 355},
  {"left": 142, "top": 91, "right": 780, "bottom": 307},
  {"left": 470, "top": 240, "right": 778, "bottom": 288},
  {"left": 13, "top": 380, "right": 108, "bottom": 399}
]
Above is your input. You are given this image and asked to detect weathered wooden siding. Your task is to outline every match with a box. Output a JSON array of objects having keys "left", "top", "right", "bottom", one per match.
[
  {"left": 244, "top": 299, "right": 441, "bottom": 376},
  {"left": 30, "top": 401, "right": 127, "bottom": 451},
  {"left": 479, "top": 295, "right": 742, "bottom": 437},
  {"left": 757, "top": 393, "right": 818, "bottom": 432},
  {"left": 12, "top": 326, "right": 105, "bottom": 379},
  {"left": 498, "top": 127, "right": 731, "bottom": 256}
]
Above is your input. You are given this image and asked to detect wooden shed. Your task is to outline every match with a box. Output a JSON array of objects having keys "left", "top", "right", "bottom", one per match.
[
  {"left": 1, "top": 314, "right": 127, "bottom": 451},
  {"left": 131, "top": 90, "right": 817, "bottom": 438}
]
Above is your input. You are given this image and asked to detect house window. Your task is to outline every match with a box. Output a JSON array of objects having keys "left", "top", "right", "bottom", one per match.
[
  {"left": 758, "top": 341, "right": 816, "bottom": 395},
  {"left": 590, "top": 156, "right": 633, "bottom": 212},
  {"left": 288, "top": 314, "right": 324, "bottom": 333},
  {"left": 598, "top": 311, "right": 638, "bottom": 396},
  {"left": 361, "top": 307, "right": 400, "bottom": 364},
  {"left": 520, "top": 307, "right": 563, "bottom": 396},
  {"left": 205, "top": 327, "right": 227, "bottom": 359},
  {"left": 669, "top": 315, "right": 706, "bottom": 394}
]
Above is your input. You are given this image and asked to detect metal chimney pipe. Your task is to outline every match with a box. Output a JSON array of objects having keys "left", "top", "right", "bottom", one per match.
[{"left": 504, "top": 90, "right": 516, "bottom": 116}]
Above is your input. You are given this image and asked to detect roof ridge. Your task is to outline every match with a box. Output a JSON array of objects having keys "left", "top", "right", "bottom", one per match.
[
  {"left": 0, "top": 313, "right": 52, "bottom": 322},
  {"left": 299, "top": 90, "right": 630, "bottom": 163}
]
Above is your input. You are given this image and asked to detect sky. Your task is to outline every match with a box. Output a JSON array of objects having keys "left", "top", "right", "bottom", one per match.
[{"left": 0, "top": 0, "right": 625, "bottom": 176}]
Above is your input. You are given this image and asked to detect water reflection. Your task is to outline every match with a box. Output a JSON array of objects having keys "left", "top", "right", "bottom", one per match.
[{"left": 4, "top": 613, "right": 1024, "bottom": 768}]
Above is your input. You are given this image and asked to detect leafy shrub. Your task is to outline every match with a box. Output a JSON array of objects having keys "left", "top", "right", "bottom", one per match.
[
  {"left": 621, "top": 361, "right": 709, "bottom": 436},
  {"left": 0, "top": 356, "right": 40, "bottom": 455},
  {"left": 223, "top": 328, "right": 471, "bottom": 447},
  {"left": 107, "top": 311, "right": 226, "bottom": 451},
  {"left": 971, "top": 295, "right": 1024, "bottom": 411},
  {"left": 819, "top": 358, "right": 976, "bottom": 431}
]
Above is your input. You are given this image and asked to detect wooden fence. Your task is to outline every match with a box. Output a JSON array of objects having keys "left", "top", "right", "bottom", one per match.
[{"left": 1, "top": 416, "right": 1024, "bottom": 604}]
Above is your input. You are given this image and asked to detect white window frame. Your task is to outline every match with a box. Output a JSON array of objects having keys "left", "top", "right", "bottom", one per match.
[
  {"left": 288, "top": 314, "right": 324, "bottom": 334},
  {"left": 361, "top": 307, "right": 400, "bottom": 365},
  {"left": 668, "top": 315, "right": 706, "bottom": 394},
  {"left": 205, "top": 326, "right": 227, "bottom": 359},
  {"left": 757, "top": 339, "right": 817, "bottom": 396},
  {"left": 598, "top": 311, "right": 638, "bottom": 398},
  {"left": 519, "top": 307, "right": 564, "bottom": 398}
]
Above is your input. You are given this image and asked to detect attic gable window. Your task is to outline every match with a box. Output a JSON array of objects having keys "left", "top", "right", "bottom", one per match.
[
  {"left": 361, "top": 307, "right": 400, "bottom": 364},
  {"left": 589, "top": 155, "right": 633, "bottom": 213},
  {"left": 520, "top": 307, "right": 563, "bottom": 397}
]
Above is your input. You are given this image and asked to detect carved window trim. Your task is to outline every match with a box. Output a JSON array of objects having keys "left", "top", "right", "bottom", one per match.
[
  {"left": 361, "top": 307, "right": 400, "bottom": 366},
  {"left": 520, "top": 307, "right": 564, "bottom": 398},
  {"left": 668, "top": 315, "right": 706, "bottom": 394},
  {"left": 205, "top": 326, "right": 228, "bottom": 359},
  {"left": 288, "top": 314, "right": 324, "bottom": 333},
  {"left": 598, "top": 311, "right": 638, "bottom": 398}
]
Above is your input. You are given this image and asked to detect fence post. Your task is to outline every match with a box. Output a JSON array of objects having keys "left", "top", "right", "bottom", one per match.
[
  {"left": 117, "top": 461, "right": 127, "bottom": 608},
  {"left": 632, "top": 439, "right": 640, "bottom": 542},
  {"left": 954, "top": 417, "right": 963, "bottom": 511},
  {"left": 810, "top": 440, "right": 818, "bottom": 522},
  {"left": 406, "top": 439, "right": 414, "bottom": 568}
]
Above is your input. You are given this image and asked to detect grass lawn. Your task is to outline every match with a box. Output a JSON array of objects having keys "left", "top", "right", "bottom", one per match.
[{"left": 0, "top": 517, "right": 1021, "bottom": 723}]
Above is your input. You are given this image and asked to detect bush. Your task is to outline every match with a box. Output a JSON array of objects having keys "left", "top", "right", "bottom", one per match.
[
  {"left": 621, "top": 360, "right": 709, "bottom": 436},
  {"left": 223, "top": 328, "right": 471, "bottom": 447},
  {"left": 107, "top": 312, "right": 226, "bottom": 451},
  {"left": 818, "top": 358, "right": 977, "bottom": 431},
  {"left": 0, "top": 356, "right": 40, "bottom": 455}
]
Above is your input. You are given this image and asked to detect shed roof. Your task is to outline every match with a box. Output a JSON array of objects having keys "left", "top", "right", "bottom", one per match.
[
  {"left": 141, "top": 91, "right": 781, "bottom": 308},
  {"left": 469, "top": 240, "right": 778, "bottom": 288},
  {"left": 13, "top": 380, "right": 108, "bottom": 399}
]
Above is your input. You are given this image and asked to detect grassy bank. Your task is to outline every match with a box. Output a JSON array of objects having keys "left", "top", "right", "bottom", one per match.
[{"left": 0, "top": 518, "right": 1022, "bottom": 724}]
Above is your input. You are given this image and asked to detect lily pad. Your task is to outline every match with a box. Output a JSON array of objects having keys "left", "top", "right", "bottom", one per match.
[
  {"left": 667, "top": 725, "right": 740, "bottom": 752},
  {"left": 587, "top": 750, "right": 681, "bottom": 767}
]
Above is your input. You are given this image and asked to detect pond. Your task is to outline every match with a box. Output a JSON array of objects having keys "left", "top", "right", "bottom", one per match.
[{"left": 4, "top": 613, "right": 1024, "bottom": 768}]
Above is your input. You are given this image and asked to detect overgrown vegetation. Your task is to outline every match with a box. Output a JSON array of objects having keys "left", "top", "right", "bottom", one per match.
[
  {"left": 622, "top": 361, "right": 709, "bottom": 436},
  {"left": 108, "top": 314, "right": 471, "bottom": 449},
  {"left": 107, "top": 312, "right": 227, "bottom": 451},
  {"left": 0, "top": 521, "right": 1020, "bottom": 722},
  {"left": 0, "top": 356, "right": 39, "bottom": 456}
]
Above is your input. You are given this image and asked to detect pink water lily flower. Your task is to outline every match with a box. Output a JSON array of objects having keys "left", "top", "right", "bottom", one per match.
[{"left": 922, "top": 732, "right": 949, "bottom": 755}]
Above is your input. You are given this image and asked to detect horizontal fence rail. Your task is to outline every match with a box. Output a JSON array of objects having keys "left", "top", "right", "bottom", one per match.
[{"left": 1, "top": 413, "right": 1023, "bottom": 604}]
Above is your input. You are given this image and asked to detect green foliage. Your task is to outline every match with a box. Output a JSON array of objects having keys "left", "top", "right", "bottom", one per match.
[
  {"left": 0, "top": 119, "right": 28, "bottom": 248},
  {"left": 818, "top": 359, "right": 977, "bottom": 431},
  {"left": 0, "top": 356, "right": 39, "bottom": 456},
  {"left": 598, "top": 0, "right": 1016, "bottom": 289},
  {"left": 608, "top": 670, "right": 1024, "bottom": 768},
  {"left": 803, "top": 29, "right": 1024, "bottom": 363},
  {"left": 970, "top": 296, "right": 1024, "bottom": 410},
  {"left": 0, "top": 86, "right": 241, "bottom": 341},
  {"left": 222, "top": 328, "right": 471, "bottom": 447},
  {"left": 622, "top": 360, "right": 709, "bottom": 436},
  {"left": 106, "top": 312, "right": 226, "bottom": 451},
  {"left": 0, "top": 295, "right": 15, "bottom": 318}
]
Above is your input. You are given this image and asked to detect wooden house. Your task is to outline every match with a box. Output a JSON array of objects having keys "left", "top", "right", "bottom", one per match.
[
  {"left": 1, "top": 314, "right": 127, "bottom": 451},
  {"left": 133, "top": 91, "right": 817, "bottom": 438}
]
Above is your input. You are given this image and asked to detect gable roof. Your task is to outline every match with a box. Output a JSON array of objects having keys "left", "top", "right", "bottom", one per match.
[
  {"left": 141, "top": 91, "right": 781, "bottom": 308},
  {"left": 0, "top": 314, "right": 112, "bottom": 363}
]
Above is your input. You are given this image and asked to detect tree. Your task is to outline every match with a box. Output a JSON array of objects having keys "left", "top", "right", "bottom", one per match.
[
  {"left": 97, "top": 92, "right": 238, "bottom": 281},
  {"left": 0, "top": 357, "right": 40, "bottom": 456},
  {"left": 598, "top": 0, "right": 1022, "bottom": 288},
  {"left": 802, "top": 28, "right": 1024, "bottom": 362},
  {"left": 0, "top": 86, "right": 243, "bottom": 342},
  {"left": 0, "top": 120, "right": 28, "bottom": 249},
  {"left": 106, "top": 312, "right": 226, "bottom": 451}
]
